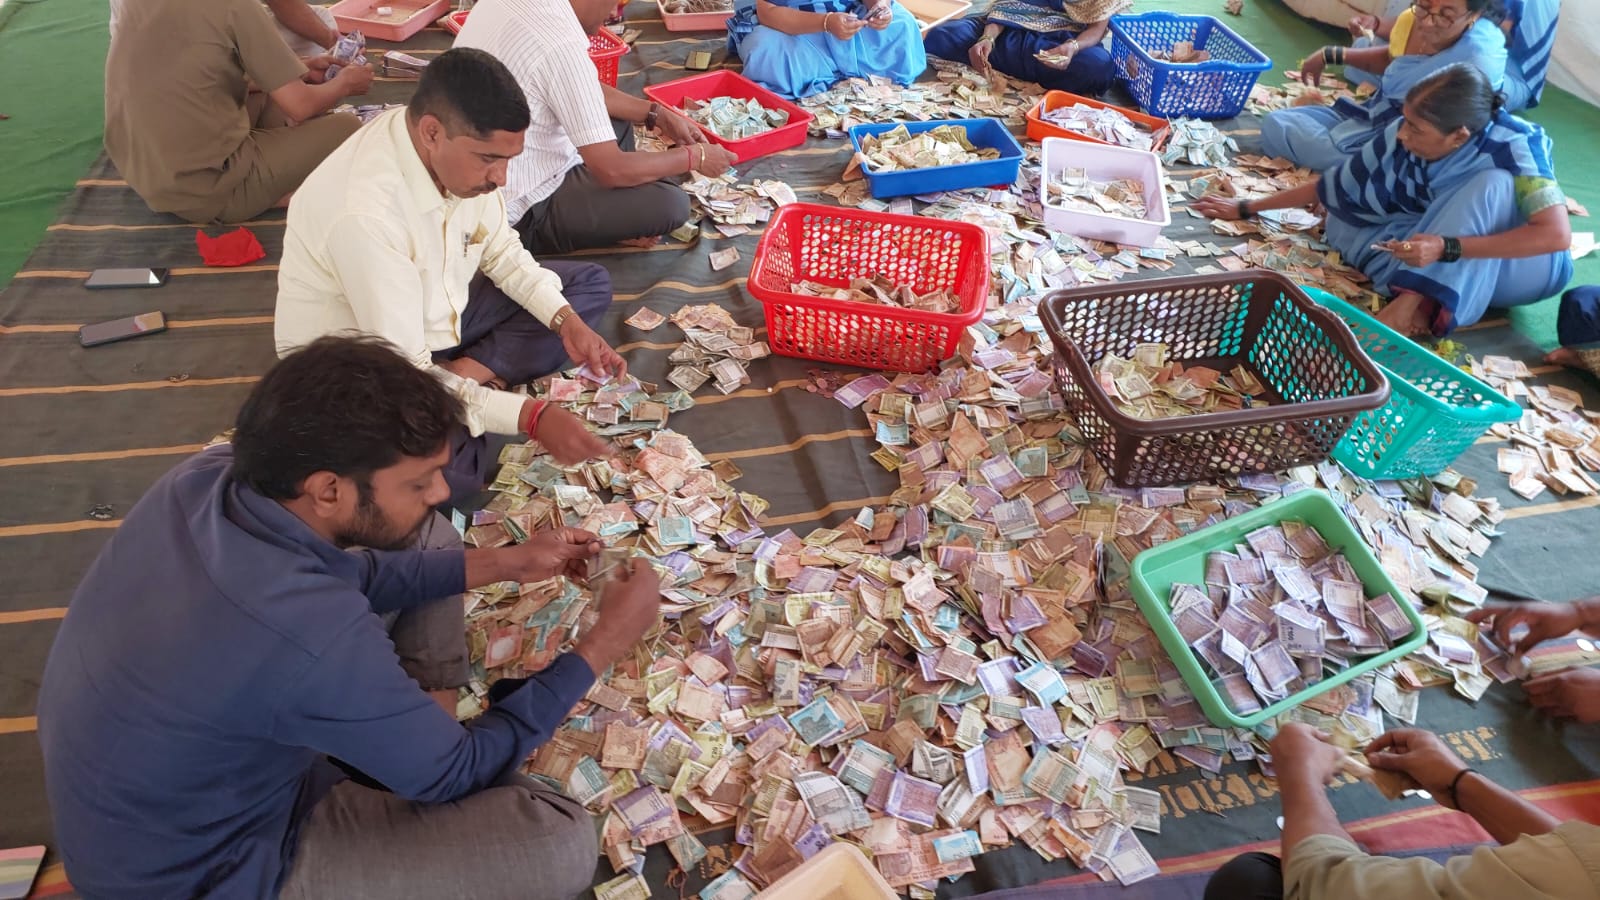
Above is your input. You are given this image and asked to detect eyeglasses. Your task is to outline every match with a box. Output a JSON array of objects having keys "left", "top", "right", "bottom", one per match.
[{"left": 1410, "top": 3, "right": 1465, "bottom": 25}]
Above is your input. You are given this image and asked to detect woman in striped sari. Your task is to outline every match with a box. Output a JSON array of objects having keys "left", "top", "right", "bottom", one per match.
[
  {"left": 1347, "top": 0, "right": 1556, "bottom": 110},
  {"left": 1198, "top": 63, "right": 1572, "bottom": 338},
  {"left": 1262, "top": 0, "right": 1507, "bottom": 174}
]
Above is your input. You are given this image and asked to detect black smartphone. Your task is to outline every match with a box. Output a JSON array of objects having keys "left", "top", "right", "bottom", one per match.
[
  {"left": 84, "top": 267, "right": 170, "bottom": 290},
  {"left": 79, "top": 311, "right": 167, "bottom": 347}
]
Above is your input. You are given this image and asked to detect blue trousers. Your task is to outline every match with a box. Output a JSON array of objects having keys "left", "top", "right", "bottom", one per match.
[
  {"left": 1260, "top": 104, "right": 1358, "bottom": 173},
  {"left": 1326, "top": 169, "right": 1573, "bottom": 331},
  {"left": 1558, "top": 286, "right": 1600, "bottom": 348},
  {"left": 435, "top": 261, "right": 611, "bottom": 504},
  {"left": 923, "top": 19, "right": 1116, "bottom": 96},
  {"left": 735, "top": 3, "right": 927, "bottom": 98}
]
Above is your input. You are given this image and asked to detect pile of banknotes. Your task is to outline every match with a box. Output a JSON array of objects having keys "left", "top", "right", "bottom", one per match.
[
  {"left": 455, "top": 289, "right": 1518, "bottom": 898},
  {"left": 1044, "top": 168, "right": 1151, "bottom": 221},
  {"left": 855, "top": 124, "right": 999, "bottom": 173},
  {"left": 686, "top": 97, "right": 791, "bottom": 141},
  {"left": 789, "top": 276, "right": 962, "bottom": 314},
  {"left": 1092, "top": 343, "right": 1271, "bottom": 419},
  {"left": 1037, "top": 103, "right": 1157, "bottom": 151},
  {"left": 1168, "top": 521, "right": 1418, "bottom": 714}
]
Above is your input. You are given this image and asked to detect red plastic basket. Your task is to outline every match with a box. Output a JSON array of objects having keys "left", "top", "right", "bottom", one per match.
[
  {"left": 747, "top": 204, "right": 990, "bottom": 372},
  {"left": 588, "top": 30, "right": 628, "bottom": 87},
  {"left": 642, "top": 71, "right": 812, "bottom": 163}
]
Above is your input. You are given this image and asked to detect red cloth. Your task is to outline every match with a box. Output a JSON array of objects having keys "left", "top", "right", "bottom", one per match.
[{"left": 194, "top": 227, "right": 266, "bottom": 267}]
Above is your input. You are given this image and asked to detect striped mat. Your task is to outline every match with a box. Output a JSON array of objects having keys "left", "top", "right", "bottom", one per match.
[{"left": 2, "top": 6, "right": 1598, "bottom": 898}]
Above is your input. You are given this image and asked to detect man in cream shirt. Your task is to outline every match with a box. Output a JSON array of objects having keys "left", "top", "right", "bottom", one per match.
[{"left": 277, "top": 48, "right": 616, "bottom": 502}]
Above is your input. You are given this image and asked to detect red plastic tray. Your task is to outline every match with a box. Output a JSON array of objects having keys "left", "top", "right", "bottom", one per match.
[
  {"left": 589, "top": 30, "right": 629, "bottom": 87},
  {"left": 1025, "top": 90, "right": 1171, "bottom": 152},
  {"left": 747, "top": 204, "right": 990, "bottom": 372},
  {"left": 642, "top": 71, "right": 812, "bottom": 163}
]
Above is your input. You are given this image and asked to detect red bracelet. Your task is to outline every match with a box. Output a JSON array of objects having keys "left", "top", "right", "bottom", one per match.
[
  {"left": 525, "top": 399, "right": 549, "bottom": 441},
  {"left": 685, "top": 145, "right": 694, "bottom": 174}
]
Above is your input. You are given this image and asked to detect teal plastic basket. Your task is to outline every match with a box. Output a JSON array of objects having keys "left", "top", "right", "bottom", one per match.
[
  {"left": 1304, "top": 288, "right": 1523, "bottom": 479},
  {"left": 1129, "top": 490, "right": 1427, "bottom": 729}
]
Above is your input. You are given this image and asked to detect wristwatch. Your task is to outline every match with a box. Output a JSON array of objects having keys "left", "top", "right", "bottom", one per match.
[
  {"left": 549, "top": 304, "right": 576, "bottom": 333},
  {"left": 644, "top": 101, "right": 659, "bottom": 130}
]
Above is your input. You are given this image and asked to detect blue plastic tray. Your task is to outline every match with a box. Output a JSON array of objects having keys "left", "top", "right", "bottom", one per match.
[{"left": 846, "top": 118, "right": 1024, "bottom": 199}]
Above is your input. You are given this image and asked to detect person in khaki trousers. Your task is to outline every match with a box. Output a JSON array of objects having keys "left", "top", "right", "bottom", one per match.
[{"left": 104, "top": 0, "right": 374, "bottom": 223}]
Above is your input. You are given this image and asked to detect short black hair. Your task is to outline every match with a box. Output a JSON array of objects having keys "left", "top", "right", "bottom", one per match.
[
  {"left": 408, "top": 47, "right": 531, "bottom": 137},
  {"left": 1407, "top": 62, "right": 1505, "bottom": 135},
  {"left": 231, "top": 335, "right": 463, "bottom": 500}
]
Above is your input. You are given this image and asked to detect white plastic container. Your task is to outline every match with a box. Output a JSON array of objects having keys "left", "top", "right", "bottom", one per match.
[
  {"left": 1039, "top": 136, "right": 1171, "bottom": 248},
  {"left": 756, "top": 843, "right": 897, "bottom": 899}
]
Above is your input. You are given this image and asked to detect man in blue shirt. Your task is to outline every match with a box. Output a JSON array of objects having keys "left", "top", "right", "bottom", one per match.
[{"left": 38, "top": 335, "right": 659, "bottom": 898}]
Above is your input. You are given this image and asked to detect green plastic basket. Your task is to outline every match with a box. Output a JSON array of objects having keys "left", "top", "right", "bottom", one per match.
[
  {"left": 1129, "top": 489, "right": 1426, "bottom": 729},
  {"left": 1305, "top": 288, "right": 1523, "bottom": 480}
]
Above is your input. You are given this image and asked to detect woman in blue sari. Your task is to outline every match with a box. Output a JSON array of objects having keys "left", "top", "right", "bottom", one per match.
[
  {"left": 1346, "top": 0, "right": 1555, "bottom": 110},
  {"left": 727, "top": 0, "right": 927, "bottom": 98},
  {"left": 1199, "top": 64, "right": 1572, "bottom": 338},
  {"left": 922, "top": 0, "right": 1129, "bottom": 97},
  {"left": 1261, "top": 0, "right": 1506, "bottom": 174}
]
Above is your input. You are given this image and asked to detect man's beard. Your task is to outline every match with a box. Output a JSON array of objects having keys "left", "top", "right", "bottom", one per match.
[{"left": 334, "top": 482, "right": 429, "bottom": 551}]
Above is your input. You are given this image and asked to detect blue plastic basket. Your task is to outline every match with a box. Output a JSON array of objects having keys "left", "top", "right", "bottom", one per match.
[
  {"left": 1304, "top": 287, "right": 1524, "bottom": 480},
  {"left": 846, "top": 118, "right": 1024, "bottom": 199},
  {"left": 1109, "top": 12, "right": 1272, "bottom": 120}
]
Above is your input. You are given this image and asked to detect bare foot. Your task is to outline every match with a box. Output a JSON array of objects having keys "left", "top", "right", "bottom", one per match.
[
  {"left": 620, "top": 235, "right": 662, "bottom": 248},
  {"left": 1545, "top": 347, "right": 1584, "bottom": 369},
  {"left": 1375, "top": 291, "right": 1433, "bottom": 337}
]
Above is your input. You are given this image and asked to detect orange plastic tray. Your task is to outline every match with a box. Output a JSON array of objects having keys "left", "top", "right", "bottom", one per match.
[{"left": 1025, "top": 89, "right": 1171, "bottom": 152}]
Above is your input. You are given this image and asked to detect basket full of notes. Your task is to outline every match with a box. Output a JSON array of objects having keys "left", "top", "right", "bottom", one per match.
[
  {"left": 748, "top": 204, "right": 989, "bottom": 372},
  {"left": 1039, "top": 270, "right": 1389, "bottom": 487},
  {"left": 1129, "top": 490, "right": 1427, "bottom": 728}
]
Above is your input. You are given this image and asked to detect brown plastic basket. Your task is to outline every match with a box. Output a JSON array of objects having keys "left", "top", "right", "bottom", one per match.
[{"left": 1040, "top": 270, "right": 1390, "bottom": 487}]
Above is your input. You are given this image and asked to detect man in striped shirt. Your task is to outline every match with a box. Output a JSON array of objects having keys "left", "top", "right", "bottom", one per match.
[{"left": 455, "top": 0, "right": 738, "bottom": 254}]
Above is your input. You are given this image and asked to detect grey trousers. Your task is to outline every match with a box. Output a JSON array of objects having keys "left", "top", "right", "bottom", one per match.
[
  {"left": 380, "top": 511, "right": 472, "bottom": 692},
  {"left": 278, "top": 772, "right": 599, "bottom": 900},
  {"left": 514, "top": 118, "right": 691, "bottom": 255},
  {"left": 278, "top": 512, "right": 598, "bottom": 899}
]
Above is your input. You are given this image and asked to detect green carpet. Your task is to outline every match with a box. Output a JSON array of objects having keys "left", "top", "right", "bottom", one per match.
[
  {"left": 0, "top": 0, "right": 1594, "bottom": 334},
  {"left": 0, "top": 0, "right": 109, "bottom": 284}
]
